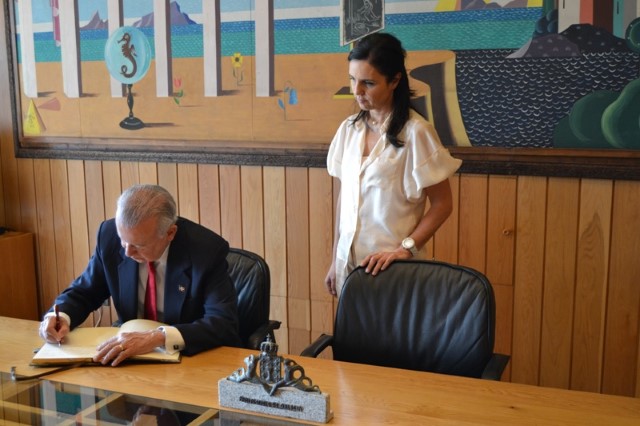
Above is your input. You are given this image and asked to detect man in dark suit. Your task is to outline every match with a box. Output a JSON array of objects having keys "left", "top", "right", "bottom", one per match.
[{"left": 39, "top": 184, "right": 241, "bottom": 366}]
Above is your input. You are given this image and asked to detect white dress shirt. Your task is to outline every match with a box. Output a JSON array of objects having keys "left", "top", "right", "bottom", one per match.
[{"left": 327, "top": 110, "right": 462, "bottom": 294}]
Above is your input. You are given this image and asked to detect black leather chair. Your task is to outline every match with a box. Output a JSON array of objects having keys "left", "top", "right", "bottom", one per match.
[
  {"left": 227, "top": 248, "right": 281, "bottom": 350},
  {"left": 301, "top": 260, "right": 510, "bottom": 380}
]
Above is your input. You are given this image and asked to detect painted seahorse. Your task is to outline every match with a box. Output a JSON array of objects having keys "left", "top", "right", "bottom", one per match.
[{"left": 118, "top": 32, "right": 137, "bottom": 78}]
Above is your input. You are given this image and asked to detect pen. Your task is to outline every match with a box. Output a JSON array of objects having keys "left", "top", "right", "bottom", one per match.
[{"left": 54, "top": 304, "right": 61, "bottom": 347}]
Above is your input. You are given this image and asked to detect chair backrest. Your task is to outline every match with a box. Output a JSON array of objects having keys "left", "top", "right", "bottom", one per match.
[
  {"left": 226, "top": 248, "right": 271, "bottom": 348},
  {"left": 333, "top": 260, "right": 496, "bottom": 378}
]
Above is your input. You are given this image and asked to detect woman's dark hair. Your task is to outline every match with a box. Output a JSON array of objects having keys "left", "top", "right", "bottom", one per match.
[{"left": 348, "top": 32, "right": 414, "bottom": 147}]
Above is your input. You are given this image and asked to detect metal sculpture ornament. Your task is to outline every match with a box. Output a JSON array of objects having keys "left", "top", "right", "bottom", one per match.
[{"left": 104, "top": 26, "right": 151, "bottom": 130}]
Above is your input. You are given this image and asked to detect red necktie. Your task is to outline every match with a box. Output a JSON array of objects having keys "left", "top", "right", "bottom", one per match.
[{"left": 144, "top": 261, "right": 157, "bottom": 321}]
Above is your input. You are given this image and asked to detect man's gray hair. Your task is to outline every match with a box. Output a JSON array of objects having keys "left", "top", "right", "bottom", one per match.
[{"left": 116, "top": 184, "right": 177, "bottom": 235}]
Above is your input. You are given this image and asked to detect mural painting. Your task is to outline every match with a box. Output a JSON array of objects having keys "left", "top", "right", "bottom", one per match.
[{"left": 8, "top": 0, "right": 640, "bottom": 165}]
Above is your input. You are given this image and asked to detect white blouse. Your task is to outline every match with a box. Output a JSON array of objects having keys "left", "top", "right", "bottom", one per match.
[{"left": 327, "top": 110, "right": 462, "bottom": 294}]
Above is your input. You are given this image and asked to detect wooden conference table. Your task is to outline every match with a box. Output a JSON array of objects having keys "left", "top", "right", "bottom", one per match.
[{"left": 1, "top": 316, "right": 639, "bottom": 425}]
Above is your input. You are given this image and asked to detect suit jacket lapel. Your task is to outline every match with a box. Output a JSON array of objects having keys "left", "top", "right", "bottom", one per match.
[
  {"left": 118, "top": 250, "right": 139, "bottom": 322},
  {"left": 163, "top": 226, "right": 191, "bottom": 324}
]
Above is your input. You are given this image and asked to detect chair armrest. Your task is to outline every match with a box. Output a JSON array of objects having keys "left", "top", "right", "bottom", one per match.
[
  {"left": 300, "top": 334, "right": 334, "bottom": 358},
  {"left": 246, "top": 320, "right": 282, "bottom": 350},
  {"left": 481, "top": 353, "right": 510, "bottom": 380}
]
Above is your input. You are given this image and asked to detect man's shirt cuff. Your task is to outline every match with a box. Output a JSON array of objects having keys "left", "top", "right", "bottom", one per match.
[{"left": 158, "top": 326, "right": 184, "bottom": 354}]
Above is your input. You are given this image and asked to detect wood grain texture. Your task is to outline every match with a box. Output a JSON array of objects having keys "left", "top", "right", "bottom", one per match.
[
  {"left": 458, "top": 174, "right": 487, "bottom": 273},
  {"left": 198, "top": 164, "right": 221, "bottom": 234},
  {"left": 219, "top": 165, "right": 242, "bottom": 248},
  {"left": 433, "top": 174, "right": 460, "bottom": 263},
  {"left": 285, "top": 168, "right": 310, "bottom": 301},
  {"left": 486, "top": 175, "right": 516, "bottom": 286},
  {"left": 571, "top": 178, "right": 612, "bottom": 393},
  {"left": 4, "top": 318, "right": 640, "bottom": 426},
  {"left": 240, "top": 166, "right": 264, "bottom": 255},
  {"left": 67, "top": 160, "right": 89, "bottom": 278},
  {"left": 602, "top": 180, "right": 640, "bottom": 396},
  {"left": 177, "top": 163, "right": 199, "bottom": 222},
  {"left": 0, "top": 233, "right": 38, "bottom": 320},
  {"left": 33, "top": 159, "right": 58, "bottom": 316},
  {"left": 511, "top": 176, "right": 547, "bottom": 386},
  {"left": 50, "top": 160, "right": 74, "bottom": 295},
  {"left": 540, "top": 177, "right": 579, "bottom": 389}
]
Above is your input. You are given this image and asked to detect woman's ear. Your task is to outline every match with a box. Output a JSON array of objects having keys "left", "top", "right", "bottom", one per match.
[{"left": 390, "top": 73, "right": 401, "bottom": 89}]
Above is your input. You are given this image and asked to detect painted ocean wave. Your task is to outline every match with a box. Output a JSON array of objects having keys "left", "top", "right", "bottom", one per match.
[{"left": 455, "top": 50, "right": 640, "bottom": 148}]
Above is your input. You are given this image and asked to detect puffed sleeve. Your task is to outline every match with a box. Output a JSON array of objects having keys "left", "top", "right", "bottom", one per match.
[{"left": 403, "top": 119, "right": 462, "bottom": 200}]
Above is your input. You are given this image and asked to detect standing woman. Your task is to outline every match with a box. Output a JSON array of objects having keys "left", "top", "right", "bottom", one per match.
[{"left": 325, "top": 32, "right": 462, "bottom": 297}]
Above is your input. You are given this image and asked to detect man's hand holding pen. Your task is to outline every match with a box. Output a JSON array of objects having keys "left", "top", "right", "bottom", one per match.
[{"left": 38, "top": 305, "right": 69, "bottom": 345}]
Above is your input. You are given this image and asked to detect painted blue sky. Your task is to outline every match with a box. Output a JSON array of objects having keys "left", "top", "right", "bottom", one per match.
[{"left": 29, "top": 0, "right": 421, "bottom": 23}]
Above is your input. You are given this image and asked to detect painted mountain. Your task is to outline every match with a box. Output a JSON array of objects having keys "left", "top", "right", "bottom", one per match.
[
  {"left": 133, "top": 1, "right": 196, "bottom": 28},
  {"left": 81, "top": 11, "right": 107, "bottom": 30}
]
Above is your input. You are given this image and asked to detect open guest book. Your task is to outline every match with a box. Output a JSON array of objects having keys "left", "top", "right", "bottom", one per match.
[{"left": 31, "top": 319, "right": 181, "bottom": 366}]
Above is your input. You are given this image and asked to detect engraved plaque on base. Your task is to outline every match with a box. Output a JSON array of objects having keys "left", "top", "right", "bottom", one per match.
[{"left": 218, "top": 379, "right": 332, "bottom": 423}]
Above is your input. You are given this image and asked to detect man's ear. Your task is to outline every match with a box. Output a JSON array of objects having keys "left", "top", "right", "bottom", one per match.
[{"left": 166, "top": 224, "right": 178, "bottom": 241}]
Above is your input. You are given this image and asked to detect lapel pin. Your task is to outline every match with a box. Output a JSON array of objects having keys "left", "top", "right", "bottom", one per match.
[{"left": 178, "top": 285, "right": 186, "bottom": 292}]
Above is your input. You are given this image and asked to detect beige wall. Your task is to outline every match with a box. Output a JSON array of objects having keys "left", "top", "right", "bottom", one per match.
[{"left": 1, "top": 10, "right": 639, "bottom": 400}]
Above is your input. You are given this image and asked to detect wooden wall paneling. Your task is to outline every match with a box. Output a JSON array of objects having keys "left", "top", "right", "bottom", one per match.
[
  {"left": 602, "top": 180, "right": 640, "bottom": 397},
  {"left": 458, "top": 174, "right": 488, "bottom": 272},
  {"left": 120, "top": 162, "right": 140, "bottom": 190},
  {"left": 83, "top": 160, "right": 109, "bottom": 326},
  {"left": 0, "top": 1, "right": 15, "bottom": 230},
  {"left": 16, "top": 159, "right": 37, "bottom": 236},
  {"left": 158, "top": 163, "right": 178, "bottom": 204},
  {"left": 69, "top": 159, "right": 100, "bottom": 328},
  {"left": 177, "top": 163, "right": 199, "bottom": 222},
  {"left": 0, "top": 131, "right": 19, "bottom": 230},
  {"left": 511, "top": 176, "right": 547, "bottom": 386},
  {"left": 50, "top": 161, "right": 74, "bottom": 296},
  {"left": 494, "top": 284, "right": 514, "bottom": 380},
  {"left": 139, "top": 162, "right": 158, "bottom": 185},
  {"left": 637, "top": 335, "right": 640, "bottom": 398},
  {"left": 486, "top": 175, "right": 516, "bottom": 377},
  {"left": 66, "top": 160, "right": 89, "bottom": 278},
  {"left": 102, "top": 161, "right": 122, "bottom": 324},
  {"left": 433, "top": 174, "right": 459, "bottom": 263},
  {"left": 240, "top": 165, "right": 264, "bottom": 255},
  {"left": 218, "top": 165, "right": 242, "bottom": 248},
  {"left": 539, "top": 177, "right": 580, "bottom": 389},
  {"left": 0, "top": 139, "right": 5, "bottom": 226},
  {"left": 486, "top": 175, "right": 516, "bottom": 286},
  {"left": 286, "top": 167, "right": 311, "bottom": 354},
  {"left": 263, "top": 166, "right": 288, "bottom": 352},
  {"left": 198, "top": 164, "right": 221, "bottom": 234},
  {"left": 102, "top": 162, "right": 122, "bottom": 219},
  {"left": 84, "top": 161, "right": 105, "bottom": 252},
  {"left": 571, "top": 179, "right": 613, "bottom": 393},
  {"left": 308, "top": 168, "right": 335, "bottom": 357},
  {"left": 33, "top": 159, "right": 58, "bottom": 316},
  {"left": 15, "top": 158, "right": 38, "bottom": 316}
]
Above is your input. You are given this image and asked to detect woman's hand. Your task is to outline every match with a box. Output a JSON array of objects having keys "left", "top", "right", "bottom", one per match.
[
  {"left": 360, "top": 247, "right": 412, "bottom": 276},
  {"left": 94, "top": 329, "right": 165, "bottom": 367}
]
